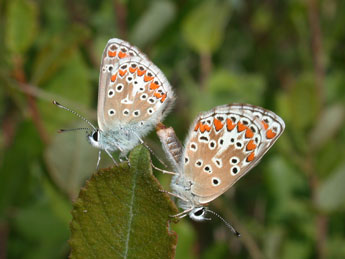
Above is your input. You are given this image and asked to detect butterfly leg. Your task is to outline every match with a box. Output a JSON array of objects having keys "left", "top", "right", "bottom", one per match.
[
  {"left": 96, "top": 150, "right": 101, "bottom": 170},
  {"left": 119, "top": 154, "right": 131, "bottom": 167},
  {"left": 159, "top": 190, "right": 189, "bottom": 202},
  {"left": 151, "top": 162, "right": 177, "bottom": 175},
  {"left": 171, "top": 207, "right": 194, "bottom": 219},
  {"left": 105, "top": 149, "right": 118, "bottom": 166}
]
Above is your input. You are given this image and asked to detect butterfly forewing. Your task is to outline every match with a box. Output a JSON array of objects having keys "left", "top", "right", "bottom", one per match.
[
  {"left": 98, "top": 39, "right": 174, "bottom": 131},
  {"left": 181, "top": 104, "right": 285, "bottom": 204}
]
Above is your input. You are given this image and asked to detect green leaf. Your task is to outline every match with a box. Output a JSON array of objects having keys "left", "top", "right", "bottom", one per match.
[
  {"left": 45, "top": 125, "right": 99, "bottom": 199},
  {"left": 69, "top": 145, "right": 178, "bottom": 259},
  {"left": 5, "top": 0, "right": 38, "bottom": 53},
  {"left": 286, "top": 74, "right": 321, "bottom": 132},
  {"left": 31, "top": 24, "right": 90, "bottom": 85},
  {"left": 316, "top": 162, "right": 345, "bottom": 212},
  {"left": 309, "top": 103, "right": 345, "bottom": 150},
  {"left": 130, "top": 1, "right": 176, "bottom": 47},
  {"left": 0, "top": 121, "right": 43, "bottom": 214},
  {"left": 182, "top": 1, "right": 231, "bottom": 54},
  {"left": 173, "top": 220, "right": 197, "bottom": 259},
  {"left": 37, "top": 50, "right": 93, "bottom": 135},
  {"left": 206, "top": 69, "right": 265, "bottom": 105}
]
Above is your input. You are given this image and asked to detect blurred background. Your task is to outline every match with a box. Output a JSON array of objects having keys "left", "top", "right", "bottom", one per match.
[{"left": 1, "top": 0, "right": 345, "bottom": 258}]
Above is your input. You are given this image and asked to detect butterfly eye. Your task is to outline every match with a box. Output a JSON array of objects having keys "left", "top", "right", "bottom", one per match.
[
  {"left": 92, "top": 131, "right": 99, "bottom": 142},
  {"left": 194, "top": 208, "right": 204, "bottom": 217}
]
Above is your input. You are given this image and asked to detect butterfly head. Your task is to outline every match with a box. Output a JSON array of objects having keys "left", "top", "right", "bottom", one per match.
[
  {"left": 189, "top": 207, "right": 208, "bottom": 221},
  {"left": 88, "top": 130, "right": 102, "bottom": 149}
]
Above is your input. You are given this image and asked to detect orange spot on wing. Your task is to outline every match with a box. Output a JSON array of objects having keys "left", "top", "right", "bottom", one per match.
[
  {"left": 246, "top": 152, "right": 255, "bottom": 162},
  {"left": 160, "top": 93, "right": 167, "bottom": 103},
  {"left": 246, "top": 140, "right": 256, "bottom": 151},
  {"left": 266, "top": 129, "right": 276, "bottom": 139},
  {"left": 108, "top": 50, "right": 117, "bottom": 57},
  {"left": 245, "top": 128, "right": 254, "bottom": 138},
  {"left": 237, "top": 122, "right": 247, "bottom": 132},
  {"left": 213, "top": 118, "right": 224, "bottom": 131},
  {"left": 119, "top": 70, "right": 127, "bottom": 77},
  {"left": 111, "top": 74, "right": 117, "bottom": 82},
  {"left": 200, "top": 123, "right": 211, "bottom": 133},
  {"left": 205, "top": 124, "right": 211, "bottom": 132},
  {"left": 149, "top": 82, "right": 159, "bottom": 90},
  {"left": 137, "top": 69, "right": 146, "bottom": 76},
  {"left": 194, "top": 122, "right": 201, "bottom": 131},
  {"left": 118, "top": 51, "right": 127, "bottom": 59},
  {"left": 154, "top": 92, "right": 163, "bottom": 99},
  {"left": 226, "top": 118, "right": 236, "bottom": 131},
  {"left": 144, "top": 74, "right": 154, "bottom": 82},
  {"left": 262, "top": 121, "right": 269, "bottom": 130},
  {"left": 129, "top": 67, "right": 137, "bottom": 73}
]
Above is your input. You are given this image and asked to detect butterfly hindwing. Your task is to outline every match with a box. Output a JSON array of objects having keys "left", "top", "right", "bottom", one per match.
[{"left": 181, "top": 104, "right": 285, "bottom": 204}]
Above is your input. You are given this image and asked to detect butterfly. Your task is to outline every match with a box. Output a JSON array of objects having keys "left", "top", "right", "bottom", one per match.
[
  {"left": 157, "top": 104, "right": 285, "bottom": 235},
  {"left": 54, "top": 39, "right": 174, "bottom": 168}
]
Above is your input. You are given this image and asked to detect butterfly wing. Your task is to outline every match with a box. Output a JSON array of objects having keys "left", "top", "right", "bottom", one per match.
[
  {"left": 98, "top": 39, "right": 174, "bottom": 132},
  {"left": 181, "top": 104, "right": 285, "bottom": 204}
]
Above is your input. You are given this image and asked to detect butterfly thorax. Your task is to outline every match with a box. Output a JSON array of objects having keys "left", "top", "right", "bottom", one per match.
[
  {"left": 97, "top": 125, "right": 141, "bottom": 155},
  {"left": 171, "top": 174, "right": 200, "bottom": 210}
]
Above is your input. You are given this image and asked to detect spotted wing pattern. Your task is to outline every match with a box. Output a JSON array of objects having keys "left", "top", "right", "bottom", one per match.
[
  {"left": 97, "top": 39, "right": 174, "bottom": 131},
  {"left": 181, "top": 104, "right": 285, "bottom": 204}
]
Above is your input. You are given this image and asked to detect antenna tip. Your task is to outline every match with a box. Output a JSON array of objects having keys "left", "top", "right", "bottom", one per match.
[
  {"left": 235, "top": 231, "right": 241, "bottom": 237},
  {"left": 57, "top": 129, "right": 64, "bottom": 133}
]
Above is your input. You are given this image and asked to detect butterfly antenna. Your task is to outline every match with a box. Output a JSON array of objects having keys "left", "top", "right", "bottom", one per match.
[
  {"left": 58, "top": 127, "right": 91, "bottom": 133},
  {"left": 52, "top": 101, "right": 97, "bottom": 131},
  {"left": 205, "top": 209, "right": 241, "bottom": 237}
]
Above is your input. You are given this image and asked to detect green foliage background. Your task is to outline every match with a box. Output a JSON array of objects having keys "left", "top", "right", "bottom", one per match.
[{"left": 1, "top": 0, "right": 345, "bottom": 258}]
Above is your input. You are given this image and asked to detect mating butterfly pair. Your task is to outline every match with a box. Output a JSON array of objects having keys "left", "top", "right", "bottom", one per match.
[{"left": 55, "top": 39, "right": 285, "bottom": 232}]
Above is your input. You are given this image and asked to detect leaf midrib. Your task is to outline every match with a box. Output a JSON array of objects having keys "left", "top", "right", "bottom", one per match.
[{"left": 123, "top": 161, "right": 138, "bottom": 258}]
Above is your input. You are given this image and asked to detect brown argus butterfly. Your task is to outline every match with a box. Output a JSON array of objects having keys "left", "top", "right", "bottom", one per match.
[
  {"left": 157, "top": 104, "right": 285, "bottom": 235},
  {"left": 54, "top": 39, "right": 174, "bottom": 168}
]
